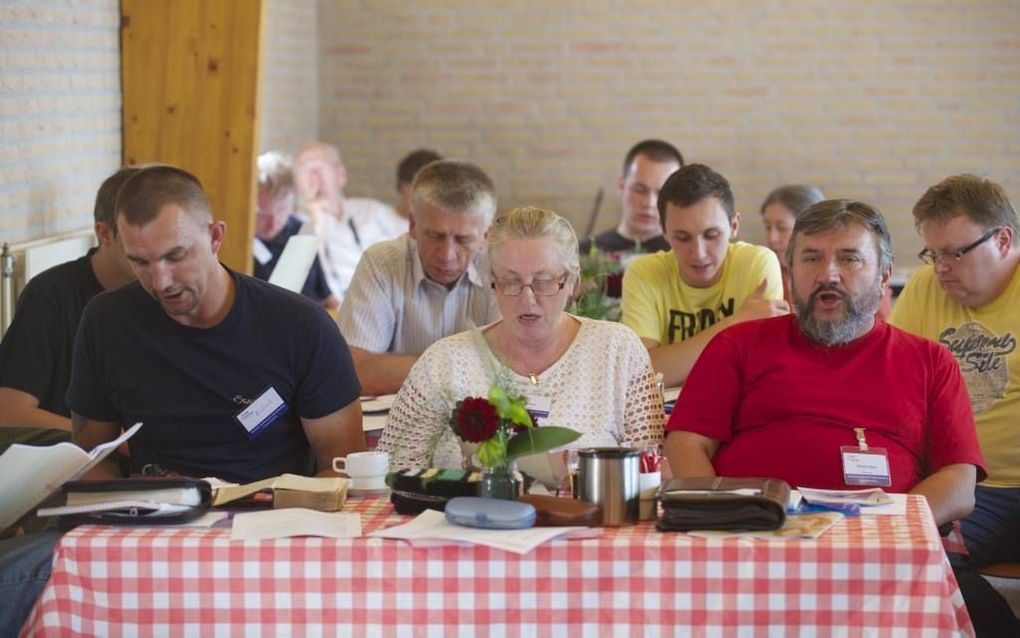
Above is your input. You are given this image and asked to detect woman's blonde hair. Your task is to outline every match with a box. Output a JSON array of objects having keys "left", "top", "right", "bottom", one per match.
[{"left": 486, "top": 206, "right": 580, "bottom": 276}]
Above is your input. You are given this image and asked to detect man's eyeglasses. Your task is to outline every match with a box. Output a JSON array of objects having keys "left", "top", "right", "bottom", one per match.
[
  {"left": 491, "top": 273, "right": 570, "bottom": 296},
  {"left": 918, "top": 227, "right": 1001, "bottom": 265}
]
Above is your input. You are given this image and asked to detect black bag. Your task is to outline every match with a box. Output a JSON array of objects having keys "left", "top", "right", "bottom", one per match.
[
  {"left": 39, "top": 478, "right": 212, "bottom": 526},
  {"left": 656, "top": 477, "right": 790, "bottom": 532},
  {"left": 389, "top": 468, "right": 482, "bottom": 515}
]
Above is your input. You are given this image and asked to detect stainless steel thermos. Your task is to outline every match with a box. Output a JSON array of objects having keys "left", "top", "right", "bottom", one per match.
[{"left": 575, "top": 447, "right": 640, "bottom": 526}]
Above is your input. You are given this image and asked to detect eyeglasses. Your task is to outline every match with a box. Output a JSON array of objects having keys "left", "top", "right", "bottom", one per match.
[
  {"left": 918, "top": 227, "right": 1001, "bottom": 265},
  {"left": 490, "top": 273, "right": 570, "bottom": 296}
]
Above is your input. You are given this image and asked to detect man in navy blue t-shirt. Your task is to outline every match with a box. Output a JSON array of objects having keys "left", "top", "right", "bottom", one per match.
[{"left": 67, "top": 165, "right": 365, "bottom": 483}]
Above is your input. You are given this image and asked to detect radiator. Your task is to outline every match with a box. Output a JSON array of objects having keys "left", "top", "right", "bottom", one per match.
[{"left": 0, "top": 229, "right": 96, "bottom": 338}]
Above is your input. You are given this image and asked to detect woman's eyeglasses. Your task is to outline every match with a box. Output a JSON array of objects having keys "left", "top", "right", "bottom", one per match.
[
  {"left": 918, "top": 227, "right": 1001, "bottom": 265},
  {"left": 491, "top": 273, "right": 569, "bottom": 296}
]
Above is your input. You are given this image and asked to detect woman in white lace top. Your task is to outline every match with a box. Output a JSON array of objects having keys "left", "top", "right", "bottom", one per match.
[{"left": 378, "top": 206, "right": 665, "bottom": 470}]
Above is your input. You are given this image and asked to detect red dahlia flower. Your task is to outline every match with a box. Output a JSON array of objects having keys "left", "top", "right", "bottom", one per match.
[{"left": 452, "top": 397, "right": 500, "bottom": 443}]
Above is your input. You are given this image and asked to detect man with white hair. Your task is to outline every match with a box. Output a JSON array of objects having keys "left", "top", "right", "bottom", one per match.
[
  {"left": 338, "top": 160, "right": 499, "bottom": 395},
  {"left": 294, "top": 141, "right": 407, "bottom": 300}
]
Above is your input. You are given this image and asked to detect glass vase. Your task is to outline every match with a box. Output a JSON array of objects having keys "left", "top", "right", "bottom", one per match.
[{"left": 477, "top": 465, "right": 520, "bottom": 500}]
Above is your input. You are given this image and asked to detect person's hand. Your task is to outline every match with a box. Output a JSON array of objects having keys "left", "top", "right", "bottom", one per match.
[
  {"left": 305, "top": 197, "right": 338, "bottom": 223},
  {"left": 735, "top": 279, "right": 790, "bottom": 322}
]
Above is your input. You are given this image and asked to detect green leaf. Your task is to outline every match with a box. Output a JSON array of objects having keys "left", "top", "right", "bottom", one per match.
[
  {"left": 506, "top": 426, "right": 581, "bottom": 461},
  {"left": 507, "top": 403, "right": 532, "bottom": 427},
  {"left": 487, "top": 386, "right": 510, "bottom": 418},
  {"left": 477, "top": 437, "right": 507, "bottom": 468}
]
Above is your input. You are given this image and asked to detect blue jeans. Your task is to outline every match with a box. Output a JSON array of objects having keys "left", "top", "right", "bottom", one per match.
[
  {"left": 0, "top": 530, "right": 61, "bottom": 638},
  {"left": 962, "top": 485, "right": 1020, "bottom": 568}
]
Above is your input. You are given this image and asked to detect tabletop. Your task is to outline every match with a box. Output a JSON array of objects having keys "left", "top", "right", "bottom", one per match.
[{"left": 22, "top": 494, "right": 973, "bottom": 637}]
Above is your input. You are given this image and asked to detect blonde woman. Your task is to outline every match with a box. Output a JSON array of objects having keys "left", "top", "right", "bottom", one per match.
[{"left": 379, "top": 206, "right": 664, "bottom": 471}]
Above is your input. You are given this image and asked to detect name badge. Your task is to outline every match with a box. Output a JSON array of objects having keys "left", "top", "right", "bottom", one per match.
[
  {"left": 236, "top": 387, "right": 288, "bottom": 437},
  {"left": 841, "top": 427, "right": 891, "bottom": 486},
  {"left": 252, "top": 238, "right": 273, "bottom": 265},
  {"left": 841, "top": 447, "right": 891, "bottom": 486},
  {"left": 525, "top": 395, "right": 553, "bottom": 426}
]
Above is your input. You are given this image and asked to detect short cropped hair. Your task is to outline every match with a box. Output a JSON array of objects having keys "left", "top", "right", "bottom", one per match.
[
  {"left": 410, "top": 160, "right": 497, "bottom": 226},
  {"left": 622, "top": 139, "right": 684, "bottom": 176},
  {"left": 912, "top": 173, "right": 1018, "bottom": 235},
  {"left": 760, "top": 184, "right": 826, "bottom": 217},
  {"left": 486, "top": 206, "right": 580, "bottom": 276},
  {"left": 257, "top": 151, "right": 295, "bottom": 198},
  {"left": 787, "top": 199, "right": 894, "bottom": 274},
  {"left": 94, "top": 167, "right": 141, "bottom": 228},
  {"left": 116, "top": 165, "right": 212, "bottom": 227},
  {"left": 657, "top": 163, "right": 735, "bottom": 227},
  {"left": 397, "top": 149, "right": 442, "bottom": 188}
]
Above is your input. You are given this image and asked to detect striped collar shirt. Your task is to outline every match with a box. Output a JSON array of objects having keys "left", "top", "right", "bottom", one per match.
[{"left": 337, "top": 234, "right": 499, "bottom": 355}]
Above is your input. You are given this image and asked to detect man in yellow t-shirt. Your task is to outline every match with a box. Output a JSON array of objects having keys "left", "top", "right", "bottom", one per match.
[
  {"left": 622, "top": 164, "right": 787, "bottom": 387},
  {"left": 890, "top": 174, "right": 1020, "bottom": 572}
]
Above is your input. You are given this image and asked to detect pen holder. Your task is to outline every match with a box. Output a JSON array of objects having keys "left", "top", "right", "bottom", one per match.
[{"left": 639, "top": 471, "right": 661, "bottom": 521}]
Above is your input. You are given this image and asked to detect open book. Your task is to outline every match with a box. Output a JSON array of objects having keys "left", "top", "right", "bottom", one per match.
[
  {"left": 213, "top": 473, "right": 349, "bottom": 511},
  {"left": 0, "top": 423, "right": 142, "bottom": 530}
]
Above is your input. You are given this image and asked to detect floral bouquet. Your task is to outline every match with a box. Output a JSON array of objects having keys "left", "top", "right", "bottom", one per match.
[
  {"left": 569, "top": 243, "right": 624, "bottom": 321},
  {"left": 449, "top": 384, "right": 580, "bottom": 471}
]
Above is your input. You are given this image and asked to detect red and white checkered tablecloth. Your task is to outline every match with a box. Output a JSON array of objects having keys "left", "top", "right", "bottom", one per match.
[{"left": 22, "top": 494, "right": 972, "bottom": 637}]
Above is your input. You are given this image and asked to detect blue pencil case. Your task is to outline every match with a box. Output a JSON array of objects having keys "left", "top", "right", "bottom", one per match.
[{"left": 444, "top": 497, "right": 536, "bottom": 529}]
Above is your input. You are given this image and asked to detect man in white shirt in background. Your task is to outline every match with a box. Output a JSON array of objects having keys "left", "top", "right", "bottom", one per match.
[
  {"left": 293, "top": 141, "right": 407, "bottom": 301},
  {"left": 338, "top": 160, "right": 499, "bottom": 396}
]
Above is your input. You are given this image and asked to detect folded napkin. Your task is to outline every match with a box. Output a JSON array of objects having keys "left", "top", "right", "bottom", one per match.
[{"left": 656, "top": 477, "right": 790, "bottom": 532}]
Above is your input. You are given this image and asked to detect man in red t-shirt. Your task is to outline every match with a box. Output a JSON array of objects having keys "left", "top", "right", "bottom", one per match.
[{"left": 664, "top": 199, "right": 985, "bottom": 528}]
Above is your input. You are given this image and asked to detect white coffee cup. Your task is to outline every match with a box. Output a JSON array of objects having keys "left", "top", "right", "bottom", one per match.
[{"left": 333, "top": 451, "right": 389, "bottom": 489}]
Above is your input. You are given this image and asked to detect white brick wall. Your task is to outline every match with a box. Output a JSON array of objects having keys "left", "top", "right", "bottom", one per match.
[
  {"left": 260, "top": 0, "right": 319, "bottom": 155},
  {"left": 0, "top": 0, "right": 121, "bottom": 244},
  {"left": 317, "top": 0, "right": 1020, "bottom": 266},
  {"left": 3, "top": 0, "right": 1017, "bottom": 264}
]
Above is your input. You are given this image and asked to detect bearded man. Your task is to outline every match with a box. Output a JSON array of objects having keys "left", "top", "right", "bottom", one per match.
[{"left": 662, "top": 199, "right": 984, "bottom": 530}]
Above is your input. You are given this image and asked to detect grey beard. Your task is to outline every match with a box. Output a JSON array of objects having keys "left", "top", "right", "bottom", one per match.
[{"left": 795, "top": 282, "right": 883, "bottom": 346}]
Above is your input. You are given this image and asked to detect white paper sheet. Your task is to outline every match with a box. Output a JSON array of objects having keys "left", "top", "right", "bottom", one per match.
[
  {"left": 791, "top": 488, "right": 906, "bottom": 515},
  {"left": 797, "top": 486, "right": 893, "bottom": 506},
  {"left": 267, "top": 234, "right": 319, "bottom": 293},
  {"left": 0, "top": 422, "right": 142, "bottom": 530},
  {"left": 855, "top": 493, "right": 907, "bottom": 515},
  {"left": 687, "top": 511, "right": 845, "bottom": 540},
  {"left": 360, "top": 394, "right": 397, "bottom": 414},
  {"left": 368, "top": 509, "right": 595, "bottom": 554},
  {"left": 230, "top": 508, "right": 362, "bottom": 541}
]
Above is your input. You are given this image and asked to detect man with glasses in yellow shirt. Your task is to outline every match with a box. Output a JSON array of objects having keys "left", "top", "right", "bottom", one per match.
[{"left": 890, "top": 174, "right": 1020, "bottom": 635}]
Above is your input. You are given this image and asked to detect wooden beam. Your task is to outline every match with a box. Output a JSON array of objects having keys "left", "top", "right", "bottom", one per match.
[{"left": 121, "top": 0, "right": 264, "bottom": 273}]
